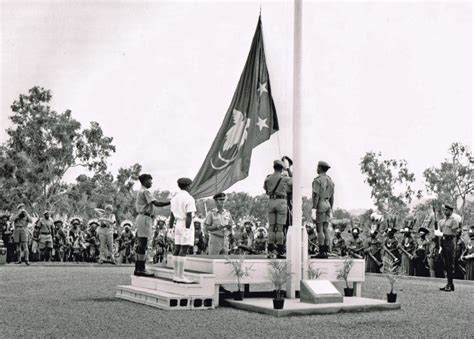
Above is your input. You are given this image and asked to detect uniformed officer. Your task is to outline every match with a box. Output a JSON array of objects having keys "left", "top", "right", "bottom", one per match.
[
  {"left": 134, "top": 173, "right": 171, "bottom": 277},
  {"left": 36, "top": 211, "right": 54, "bottom": 261},
  {"left": 311, "top": 161, "right": 334, "bottom": 259},
  {"left": 435, "top": 204, "right": 459, "bottom": 291},
  {"left": 264, "top": 159, "right": 292, "bottom": 257},
  {"left": 204, "top": 193, "right": 234, "bottom": 255},
  {"left": 281, "top": 156, "right": 293, "bottom": 236},
  {"left": 413, "top": 227, "right": 430, "bottom": 277}
]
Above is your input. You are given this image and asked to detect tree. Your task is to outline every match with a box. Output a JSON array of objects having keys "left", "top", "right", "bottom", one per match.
[
  {"left": 0, "top": 87, "right": 116, "bottom": 211},
  {"left": 360, "top": 151, "right": 422, "bottom": 219},
  {"left": 423, "top": 142, "right": 473, "bottom": 216}
]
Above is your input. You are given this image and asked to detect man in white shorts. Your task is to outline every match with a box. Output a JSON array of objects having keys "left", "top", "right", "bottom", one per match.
[{"left": 169, "top": 177, "right": 196, "bottom": 283}]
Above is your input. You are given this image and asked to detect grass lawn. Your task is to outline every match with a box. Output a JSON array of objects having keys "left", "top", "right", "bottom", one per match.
[{"left": 0, "top": 264, "right": 473, "bottom": 338}]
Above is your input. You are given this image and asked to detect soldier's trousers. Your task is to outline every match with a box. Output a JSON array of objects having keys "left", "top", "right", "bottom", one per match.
[{"left": 441, "top": 238, "right": 455, "bottom": 285}]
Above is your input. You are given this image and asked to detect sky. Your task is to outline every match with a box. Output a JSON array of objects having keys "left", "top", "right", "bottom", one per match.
[{"left": 1, "top": 0, "right": 472, "bottom": 211}]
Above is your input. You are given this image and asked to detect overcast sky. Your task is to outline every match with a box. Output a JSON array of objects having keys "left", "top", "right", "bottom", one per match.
[{"left": 1, "top": 1, "right": 472, "bottom": 211}]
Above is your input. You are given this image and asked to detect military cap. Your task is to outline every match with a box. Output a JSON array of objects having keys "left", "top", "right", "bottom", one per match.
[
  {"left": 273, "top": 160, "right": 285, "bottom": 168},
  {"left": 442, "top": 203, "right": 454, "bottom": 211},
  {"left": 213, "top": 192, "right": 226, "bottom": 200},
  {"left": 317, "top": 161, "right": 330, "bottom": 169},
  {"left": 418, "top": 227, "right": 429, "bottom": 235},
  {"left": 177, "top": 177, "right": 192, "bottom": 187}
]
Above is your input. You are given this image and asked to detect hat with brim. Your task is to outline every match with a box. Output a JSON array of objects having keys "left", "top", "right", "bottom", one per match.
[{"left": 213, "top": 192, "right": 226, "bottom": 200}]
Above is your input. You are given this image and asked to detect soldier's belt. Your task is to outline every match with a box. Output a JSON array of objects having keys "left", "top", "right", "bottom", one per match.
[{"left": 269, "top": 194, "right": 286, "bottom": 199}]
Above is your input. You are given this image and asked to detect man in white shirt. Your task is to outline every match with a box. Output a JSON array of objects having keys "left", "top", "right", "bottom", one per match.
[{"left": 169, "top": 177, "right": 196, "bottom": 283}]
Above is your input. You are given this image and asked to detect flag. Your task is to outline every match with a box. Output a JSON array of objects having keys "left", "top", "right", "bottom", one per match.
[{"left": 189, "top": 16, "right": 279, "bottom": 199}]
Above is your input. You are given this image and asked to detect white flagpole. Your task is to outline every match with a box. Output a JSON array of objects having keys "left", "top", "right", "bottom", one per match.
[{"left": 286, "top": 0, "right": 303, "bottom": 299}]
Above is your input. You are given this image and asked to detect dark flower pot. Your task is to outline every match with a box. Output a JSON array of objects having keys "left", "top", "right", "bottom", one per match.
[
  {"left": 387, "top": 292, "right": 397, "bottom": 303},
  {"left": 234, "top": 290, "right": 244, "bottom": 301},
  {"left": 344, "top": 288, "right": 354, "bottom": 297},
  {"left": 273, "top": 298, "right": 285, "bottom": 309}
]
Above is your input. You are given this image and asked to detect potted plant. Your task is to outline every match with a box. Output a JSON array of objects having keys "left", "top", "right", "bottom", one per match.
[
  {"left": 267, "top": 259, "right": 292, "bottom": 309},
  {"left": 308, "top": 263, "right": 326, "bottom": 280},
  {"left": 383, "top": 257, "right": 400, "bottom": 303},
  {"left": 225, "top": 255, "right": 254, "bottom": 300},
  {"left": 336, "top": 257, "right": 354, "bottom": 296}
]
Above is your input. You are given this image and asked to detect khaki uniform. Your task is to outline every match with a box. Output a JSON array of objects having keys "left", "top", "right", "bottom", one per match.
[
  {"left": 204, "top": 208, "right": 233, "bottom": 255},
  {"left": 264, "top": 172, "right": 292, "bottom": 249},
  {"left": 38, "top": 217, "right": 54, "bottom": 249},
  {"left": 312, "top": 173, "right": 334, "bottom": 224},
  {"left": 135, "top": 186, "right": 156, "bottom": 238}
]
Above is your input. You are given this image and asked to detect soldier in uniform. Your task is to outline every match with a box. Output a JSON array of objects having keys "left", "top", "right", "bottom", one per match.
[
  {"left": 281, "top": 156, "right": 293, "bottom": 237},
  {"left": 413, "top": 227, "right": 430, "bottom": 277},
  {"left": 37, "top": 211, "right": 54, "bottom": 262},
  {"left": 311, "top": 161, "right": 334, "bottom": 259},
  {"left": 454, "top": 228, "right": 466, "bottom": 280},
  {"left": 12, "top": 203, "right": 32, "bottom": 265},
  {"left": 347, "top": 227, "right": 364, "bottom": 259},
  {"left": 264, "top": 159, "right": 292, "bottom": 257},
  {"left": 331, "top": 227, "right": 346, "bottom": 257},
  {"left": 364, "top": 229, "right": 383, "bottom": 273},
  {"left": 399, "top": 224, "right": 416, "bottom": 276},
  {"left": 204, "top": 193, "right": 234, "bottom": 255},
  {"left": 134, "top": 173, "right": 171, "bottom": 277},
  {"left": 435, "top": 204, "right": 459, "bottom": 291}
]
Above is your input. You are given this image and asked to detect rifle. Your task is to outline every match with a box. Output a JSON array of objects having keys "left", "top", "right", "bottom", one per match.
[{"left": 383, "top": 245, "right": 400, "bottom": 264}]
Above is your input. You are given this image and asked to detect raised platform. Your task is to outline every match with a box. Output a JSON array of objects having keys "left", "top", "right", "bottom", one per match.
[{"left": 226, "top": 297, "right": 401, "bottom": 317}]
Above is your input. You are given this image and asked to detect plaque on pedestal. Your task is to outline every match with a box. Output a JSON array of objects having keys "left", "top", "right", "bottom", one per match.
[{"left": 300, "top": 280, "right": 343, "bottom": 304}]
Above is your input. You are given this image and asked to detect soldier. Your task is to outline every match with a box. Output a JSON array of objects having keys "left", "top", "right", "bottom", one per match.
[
  {"left": 311, "top": 161, "right": 334, "bottom": 259},
  {"left": 435, "top": 204, "right": 459, "bottom": 291},
  {"left": 347, "top": 227, "right": 364, "bottom": 259},
  {"left": 12, "top": 203, "right": 32, "bottom": 265},
  {"left": 134, "top": 173, "right": 171, "bottom": 277},
  {"left": 413, "top": 227, "right": 430, "bottom": 277},
  {"left": 37, "top": 211, "right": 54, "bottom": 262},
  {"left": 399, "top": 224, "right": 416, "bottom": 276},
  {"left": 364, "top": 229, "right": 383, "bottom": 273},
  {"left": 331, "top": 227, "right": 346, "bottom": 257},
  {"left": 264, "top": 159, "right": 292, "bottom": 258},
  {"left": 204, "top": 193, "right": 234, "bottom": 255},
  {"left": 454, "top": 228, "right": 466, "bottom": 280},
  {"left": 169, "top": 177, "right": 196, "bottom": 283},
  {"left": 463, "top": 225, "right": 474, "bottom": 280},
  {"left": 281, "top": 156, "right": 293, "bottom": 236}
]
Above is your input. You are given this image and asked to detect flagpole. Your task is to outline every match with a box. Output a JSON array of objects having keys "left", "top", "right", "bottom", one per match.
[{"left": 286, "top": 0, "right": 303, "bottom": 299}]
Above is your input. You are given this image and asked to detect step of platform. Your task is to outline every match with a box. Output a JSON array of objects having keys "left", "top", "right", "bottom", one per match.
[
  {"left": 149, "top": 266, "right": 215, "bottom": 288},
  {"left": 130, "top": 275, "right": 214, "bottom": 296},
  {"left": 116, "top": 285, "right": 214, "bottom": 310}
]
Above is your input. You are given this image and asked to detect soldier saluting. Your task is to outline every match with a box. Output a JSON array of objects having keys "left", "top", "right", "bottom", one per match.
[
  {"left": 264, "top": 159, "right": 292, "bottom": 258},
  {"left": 311, "top": 161, "right": 334, "bottom": 259}
]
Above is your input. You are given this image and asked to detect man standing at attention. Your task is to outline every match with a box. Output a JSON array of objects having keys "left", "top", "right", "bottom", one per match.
[
  {"left": 311, "top": 161, "right": 335, "bottom": 259},
  {"left": 264, "top": 160, "right": 292, "bottom": 258},
  {"left": 134, "top": 174, "right": 171, "bottom": 277},
  {"left": 169, "top": 178, "right": 196, "bottom": 283},
  {"left": 204, "top": 193, "right": 234, "bottom": 255}
]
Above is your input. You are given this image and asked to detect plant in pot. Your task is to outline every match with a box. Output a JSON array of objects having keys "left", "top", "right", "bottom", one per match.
[
  {"left": 336, "top": 257, "right": 354, "bottom": 296},
  {"left": 308, "top": 263, "right": 326, "bottom": 280},
  {"left": 267, "top": 259, "right": 292, "bottom": 309},
  {"left": 225, "top": 255, "right": 254, "bottom": 300},
  {"left": 383, "top": 257, "right": 400, "bottom": 303}
]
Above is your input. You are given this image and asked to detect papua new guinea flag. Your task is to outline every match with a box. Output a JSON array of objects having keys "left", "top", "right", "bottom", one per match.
[{"left": 189, "top": 16, "right": 279, "bottom": 199}]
